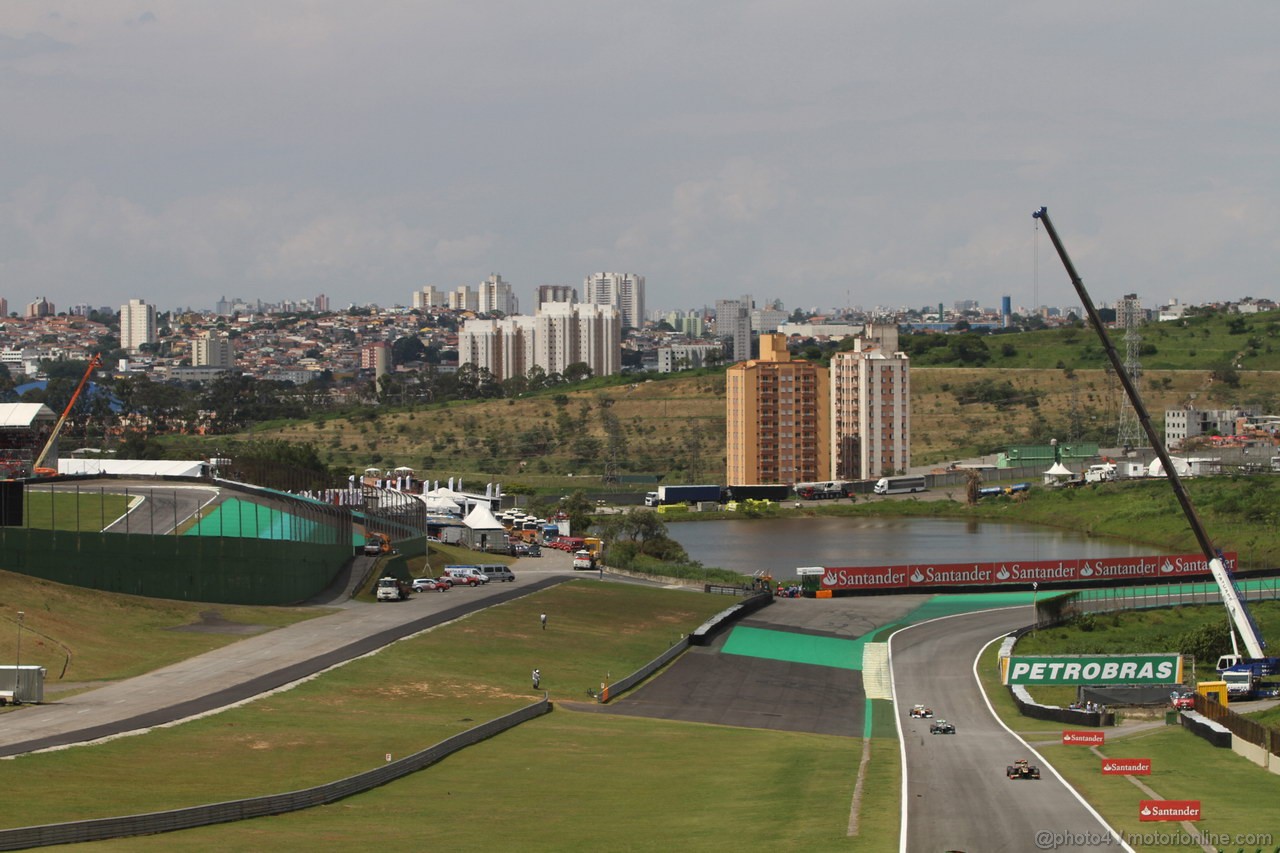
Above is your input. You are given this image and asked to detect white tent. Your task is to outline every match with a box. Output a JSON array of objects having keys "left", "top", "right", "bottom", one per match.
[
  {"left": 1148, "top": 456, "right": 1192, "bottom": 478},
  {"left": 462, "top": 502, "right": 507, "bottom": 550},
  {"left": 417, "top": 493, "right": 462, "bottom": 515},
  {"left": 58, "top": 459, "right": 209, "bottom": 478},
  {"left": 1042, "top": 461, "right": 1073, "bottom": 486}
]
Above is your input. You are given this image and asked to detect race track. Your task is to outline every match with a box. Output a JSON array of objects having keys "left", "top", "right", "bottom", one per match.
[{"left": 892, "top": 606, "right": 1124, "bottom": 852}]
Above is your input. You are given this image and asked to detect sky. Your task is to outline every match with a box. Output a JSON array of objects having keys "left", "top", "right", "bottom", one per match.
[{"left": 2, "top": 2, "right": 1278, "bottom": 317}]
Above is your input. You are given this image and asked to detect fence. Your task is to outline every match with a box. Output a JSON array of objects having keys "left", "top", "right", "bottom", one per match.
[
  {"left": 0, "top": 698, "right": 550, "bottom": 851},
  {"left": 1192, "top": 692, "right": 1280, "bottom": 756},
  {"left": 1055, "top": 574, "right": 1280, "bottom": 618}
]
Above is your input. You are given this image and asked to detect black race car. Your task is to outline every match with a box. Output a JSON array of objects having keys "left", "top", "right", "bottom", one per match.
[
  {"left": 929, "top": 719, "right": 956, "bottom": 734},
  {"left": 1006, "top": 759, "right": 1041, "bottom": 780}
]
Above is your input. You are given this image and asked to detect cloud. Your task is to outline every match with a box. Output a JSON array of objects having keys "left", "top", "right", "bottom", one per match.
[{"left": 0, "top": 32, "right": 71, "bottom": 61}]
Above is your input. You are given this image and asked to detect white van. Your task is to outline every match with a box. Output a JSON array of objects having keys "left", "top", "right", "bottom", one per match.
[
  {"left": 477, "top": 564, "right": 516, "bottom": 583},
  {"left": 444, "top": 565, "right": 490, "bottom": 585}
]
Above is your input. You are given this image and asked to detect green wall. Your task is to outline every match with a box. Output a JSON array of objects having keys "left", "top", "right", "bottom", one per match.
[{"left": 0, "top": 528, "right": 350, "bottom": 605}]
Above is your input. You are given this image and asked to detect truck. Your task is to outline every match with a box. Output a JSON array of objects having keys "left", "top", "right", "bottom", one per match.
[
  {"left": 571, "top": 549, "right": 596, "bottom": 570},
  {"left": 794, "top": 481, "right": 853, "bottom": 500},
  {"left": 643, "top": 484, "right": 723, "bottom": 507},
  {"left": 375, "top": 576, "right": 410, "bottom": 601}
]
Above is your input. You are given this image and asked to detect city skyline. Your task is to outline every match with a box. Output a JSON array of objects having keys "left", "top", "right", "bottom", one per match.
[{"left": 3, "top": 5, "right": 1278, "bottom": 315}]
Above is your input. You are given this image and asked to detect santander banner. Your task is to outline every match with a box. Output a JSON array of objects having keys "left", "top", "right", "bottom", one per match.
[
  {"left": 1140, "top": 800, "right": 1201, "bottom": 821},
  {"left": 1101, "top": 758, "right": 1151, "bottom": 775},
  {"left": 1062, "top": 730, "right": 1105, "bottom": 746},
  {"left": 819, "top": 552, "right": 1236, "bottom": 592}
]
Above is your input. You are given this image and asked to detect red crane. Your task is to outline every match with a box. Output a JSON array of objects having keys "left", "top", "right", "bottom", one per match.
[{"left": 31, "top": 353, "right": 103, "bottom": 477}]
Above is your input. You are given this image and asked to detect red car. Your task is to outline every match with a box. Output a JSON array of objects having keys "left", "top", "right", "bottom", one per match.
[{"left": 1171, "top": 691, "right": 1195, "bottom": 710}]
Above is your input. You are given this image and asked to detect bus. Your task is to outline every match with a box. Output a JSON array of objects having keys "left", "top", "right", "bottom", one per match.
[{"left": 873, "top": 475, "right": 928, "bottom": 495}]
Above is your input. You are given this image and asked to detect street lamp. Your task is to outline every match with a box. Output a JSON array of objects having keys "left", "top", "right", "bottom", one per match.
[{"left": 14, "top": 611, "right": 24, "bottom": 701}]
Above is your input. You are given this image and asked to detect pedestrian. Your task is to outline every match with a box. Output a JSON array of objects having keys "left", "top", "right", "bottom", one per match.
[
  {"left": 540, "top": 612, "right": 547, "bottom": 630},
  {"left": 532, "top": 668, "right": 541, "bottom": 689}
]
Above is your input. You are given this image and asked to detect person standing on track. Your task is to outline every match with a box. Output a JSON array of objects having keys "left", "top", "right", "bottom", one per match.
[{"left": 532, "top": 668, "right": 541, "bottom": 689}]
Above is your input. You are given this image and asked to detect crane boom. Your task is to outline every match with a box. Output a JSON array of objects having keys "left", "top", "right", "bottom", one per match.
[
  {"left": 1032, "top": 208, "right": 1266, "bottom": 661},
  {"left": 31, "top": 353, "right": 103, "bottom": 476}
]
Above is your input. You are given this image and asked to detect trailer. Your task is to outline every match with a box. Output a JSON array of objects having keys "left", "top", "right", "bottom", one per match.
[
  {"left": 644, "top": 484, "right": 723, "bottom": 506},
  {"left": 724, "top": 484, "right": 791, "bottom": 502},
  {"left": 794, "top": 481, "right": 854, "bottom": 500}
]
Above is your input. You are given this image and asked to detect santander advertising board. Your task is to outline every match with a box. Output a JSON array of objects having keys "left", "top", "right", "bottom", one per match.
[{"left": 819, "top": 553, "right": 1235, "bottom": 592}]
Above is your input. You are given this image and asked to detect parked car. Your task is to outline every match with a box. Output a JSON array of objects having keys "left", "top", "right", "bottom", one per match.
[
  {"left": 1171, "top": 691, "right": 1196, "bottom": 710},
  {"left": 412, "top": 577, "right": 448, "bottom": 593}
]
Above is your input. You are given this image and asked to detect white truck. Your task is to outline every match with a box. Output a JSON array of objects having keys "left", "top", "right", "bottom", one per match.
[
  {"left": 572, "top": 549, "right": 596, "bottom": 570},
  {"left": 375, "top": 576, "right": 410, "bottom": 602}
]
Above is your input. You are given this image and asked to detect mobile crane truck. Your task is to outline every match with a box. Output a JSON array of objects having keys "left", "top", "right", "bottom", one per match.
[{"left": 1034, "top": 207, "right": 1279, "bottom": 702}]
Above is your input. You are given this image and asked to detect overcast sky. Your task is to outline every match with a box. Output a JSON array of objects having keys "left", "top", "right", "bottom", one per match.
[{"left": 2, "top": 2, "right": 1278, "bottom": 317}]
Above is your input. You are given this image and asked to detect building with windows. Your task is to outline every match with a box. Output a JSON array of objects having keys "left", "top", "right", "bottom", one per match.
[
  {"left": 477, "top": 274, "right": 518, "bottom": 316},
  {"left": 725, "top": 333, "right": 829, "bottom": 486},
  {"left": 120, "top": 298, "right": 157, "bottom": 353},
  {"left": 193, "top": 332, "right": 235, "bottom": 369},
  {"left": 716, "top": 296, "right": 753, "bottom": 363},
  {"left": 829, "top": 324, "right": 911, "bottom": 479},
  {"left": 536, "top": 285, "right": 577, "bottom": 307},
  {"left": 457, "top": 316, "right": 535, "bottom": 381},
  {"left": 458, "top": 304, "right": 620, "bottom": 381},
  {"left": 26, "top": 297, "right": 55, "bottom": 319},
  {"left": 449, "top": 286, "right": 479, "bottom": 312},
  {"left": 657, "top": 343, "right": 723, "bottom": 373},
  {"left": 584, "top": 273, "right": 644, "bottom": 330}
]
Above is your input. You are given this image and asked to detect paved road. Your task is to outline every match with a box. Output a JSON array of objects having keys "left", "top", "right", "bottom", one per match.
[
  {"left": 0, "top": 551, "right": 581, "bottom": 757},
  {"left": 892, "top": 606, "right": 1125, "bottom": 852}
]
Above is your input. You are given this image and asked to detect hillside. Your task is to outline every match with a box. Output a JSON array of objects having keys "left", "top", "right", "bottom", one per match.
[{"left": 239, "top": 363, "right": 1278, "bottom": 492}]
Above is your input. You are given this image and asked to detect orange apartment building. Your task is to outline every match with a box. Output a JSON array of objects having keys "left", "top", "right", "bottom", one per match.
[{"left": 725, "top": 333, "right": 830, "bottom": 485}]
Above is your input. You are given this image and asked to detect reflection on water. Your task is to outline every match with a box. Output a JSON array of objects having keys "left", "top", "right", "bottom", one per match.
[{"left": 667, "top": 516, "right": 1148, "bottom": 575}]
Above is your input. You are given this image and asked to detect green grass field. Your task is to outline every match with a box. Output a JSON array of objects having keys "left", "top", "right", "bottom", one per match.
[{"left": 0, "top": 578, "right": 903, "bottom": 851}]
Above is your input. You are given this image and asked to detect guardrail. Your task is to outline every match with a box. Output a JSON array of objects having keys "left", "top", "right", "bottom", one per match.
[
  {"left": 0, "top": 698, "right": 550, "bottom": 851},
  {"left": 1192, "top": 692, "right": 1280, "bottom": 755}
]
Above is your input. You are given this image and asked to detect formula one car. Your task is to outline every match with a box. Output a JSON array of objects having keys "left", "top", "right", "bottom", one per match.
[
  {"left": 1006, "top": 759, "right": 1041, "bottom": 780},
  {"left": 929, "top": 719, "right": 956, "bottom": 735},
  {"left": 909, "top": 704, "right": 934, "bottom": 718}
]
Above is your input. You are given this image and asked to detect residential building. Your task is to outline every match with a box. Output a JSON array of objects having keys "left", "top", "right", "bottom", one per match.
[
  {"left": 751, "top": 305, "right": 788, "bottom": 334},
  {"left": 361, "top": 341, "right": 391, "bottom": 379},
  {"left": 535, "top": 302, "right": 621, "bottom": 378},
  {"left": 830, "top": 324, "right": 910, "bottom": 479},
  {"left": 0, "top": 298, "right": 7, "bottom": 318},
  {"left": 457, "top": 316, "right": 535, "bottom": 381},
  {"left": 584, "top": 273, "right": 644, "bottom": 330},
  {"left": 120, "top": 298, "right": 157, "bottom": 353},
  {"left": 657, "top": 343, "right": 723, "bottom": 373},
  {"left": 536, "top": 285, "right": 577, "bottom": 307},
  {"left": 1165, "top": 407, "right": 1248, "bottom": 447},
  {"left": 412, "top": 286, "right": 448, "bottom": 310},
  {"left": 315, "top": 293, "right": 330, "bottom": 313},
  {"left": 725, "top": 333, "right": 830, "bottom": 486},
  {"left": 716, "top": 297, "right": 753, "bottom": 363},
  {"left": 193, "top": 332, "right": 235, "bottom": 369},
  {"left": 26, "top": 297, "right": 55, "bottom": 319},
  {"left": 449, "top": 286, "right": 479, "bottom": 312},
  {"left": 477, "top": 274, "right": 518, "bottom": 316}
]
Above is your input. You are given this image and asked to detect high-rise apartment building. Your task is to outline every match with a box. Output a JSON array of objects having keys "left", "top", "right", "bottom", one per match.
[
  {"left": 193, "top": 332, "right": 235, "bottom": 369},
  {"left": 477, "top": 274, "right": 518, "bottom": 316},
  {"left": 458, "top": 304, "right": 620, "bottom": 381},
  {"left": 449, "top": 286, "right": 479, "bottom": 312},
  {"left": 120, "top": 298, "right": 157, "bottom": 353},
  {"left": 830, "top": 324, "right": 910, "bottom": 479},
  {"left": 361, "top": 341, "right": 391, "bottom": 379},
  {"left": 26, "top": 297, "right": 55, "bottom": 319},
  {"left": 716, "top": 296, "right": 753, "bottom": 363},
  {"left": 314, "top": 293, "right": 330, "bottom": 313},
  {"left": 0, "top": 298, "right": 7, "bottom": 318},
  {"left": 413, "top": 286, "right": 448, "bottom": 310},
  {"left": 536, "top": 285, "right": 577, "bottom": 307},
  {"left": 583, "top": 273, "right": 644, "bottom": 330},
  {"left": 725, "top": 334, "right": 830, "bottom": 485}
]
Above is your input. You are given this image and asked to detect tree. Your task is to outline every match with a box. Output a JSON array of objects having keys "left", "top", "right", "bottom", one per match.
[{"left": 563, "top": 361, "right": 594, "bottom": 382}]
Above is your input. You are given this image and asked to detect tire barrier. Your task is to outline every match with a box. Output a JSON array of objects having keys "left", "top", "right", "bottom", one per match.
[{"left": 0, "top": 698, "right": 550, "bottom": 851}]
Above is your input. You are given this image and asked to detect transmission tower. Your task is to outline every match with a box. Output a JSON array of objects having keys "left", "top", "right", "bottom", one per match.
[{"left": 1116, "top": 293, "right": 1143, "bottom": 449}]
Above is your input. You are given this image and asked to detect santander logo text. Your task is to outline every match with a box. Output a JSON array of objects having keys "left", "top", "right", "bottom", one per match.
[
  {"left": 1062, "top": 730, "right": 1105, "bottom": 746},
  {"left": 1101, "top": 758, "right": 1151, "bottom": 775},
  {"left": 1139, "top": 799, "right": 1201, "bottom": 821}
]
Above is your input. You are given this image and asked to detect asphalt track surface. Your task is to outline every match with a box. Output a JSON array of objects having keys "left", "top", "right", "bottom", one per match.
[
  {"left": 893, "top": 606, "right": 1121, "bottom": 853},
  {"left": 0, "top": 571, "right": 571, "bottom": 757}
]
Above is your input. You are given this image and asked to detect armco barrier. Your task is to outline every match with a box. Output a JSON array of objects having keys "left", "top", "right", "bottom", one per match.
[
  {"left": 601, "top": 592, "right": 772, "bottom": 703},
  {"left": 0, "top": 698, "right": 549, "bottom": 851},
  {"left": 1179, "top": 709, "right": 1232, "bottom": 749}
]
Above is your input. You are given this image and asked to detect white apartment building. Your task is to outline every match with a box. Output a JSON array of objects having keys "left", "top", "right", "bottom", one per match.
[
  {"left": 458, "top": 303, "right": 622, "bottom": 382},
  {"left": 716, "top": 296, "right": 753, "bottom": 363},
  {"left": 477, "top": 274, "right": 518, "bottom": 316},
  {"left": 193, "top": 332, "right": 235, "bottom": 369},
  {"left": 449, "top": 286, "right": 479, "bottom": 312},
  {"left": 657, "top": 343, "right": 723, "bottom": 373},
  {"left": 584, "top": 273, "right": 644, "bottom": 331},
  {"left": 120, "top": 298, "right": 157, "bottom": 353},
  {"left": 829, "top": 324, "right": 910, "bottom": 480},
  {"left": 412, "top": 286, "right": 449, "bottom": 310}
]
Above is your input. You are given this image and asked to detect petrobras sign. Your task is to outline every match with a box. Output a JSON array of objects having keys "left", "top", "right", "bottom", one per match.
[
  {"left": 1062, "top": 730, "right": 1106, "bottom": 746},
  {"left": 1139, "top": 800, "right": 1201, "bottom": 821},
  {"left": 819, "top": 552, "right": 1234, "bottom": 591},
  {"left": 1102, "top": 758, "right": 1151, "bottom": 775},
  {"left": 1002, "top": 654, "right": 1183, "bottom": 685}
]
